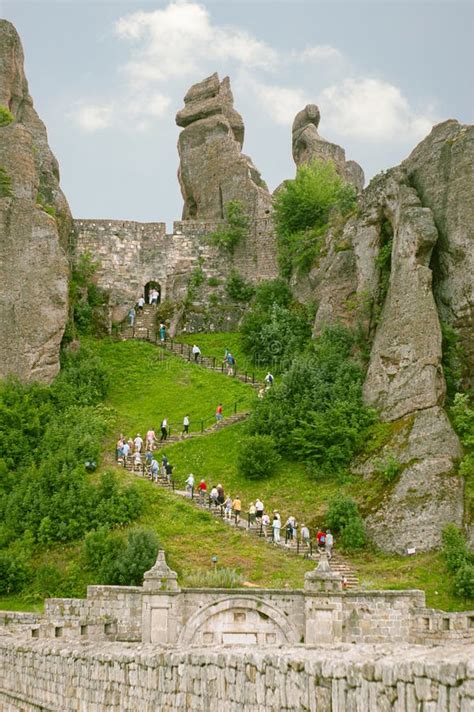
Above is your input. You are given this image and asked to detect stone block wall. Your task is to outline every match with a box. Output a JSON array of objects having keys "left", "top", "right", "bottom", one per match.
[
  {"left": 1, "top": 639, "right": 473, "bottom": 711},
  {"left": 73, "top": 216, "right": 279, "bottom": 326}
]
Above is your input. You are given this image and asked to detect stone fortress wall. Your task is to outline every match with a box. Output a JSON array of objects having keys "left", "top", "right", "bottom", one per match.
[
  {"left": 74, "top": 216, "right": 278, "bottom": 324},
  {"left": 1, "top": 640, "right": 473, "bottom": 712},
  {"left": 1, "top": 552, "right": 473, "bottom": 710}
]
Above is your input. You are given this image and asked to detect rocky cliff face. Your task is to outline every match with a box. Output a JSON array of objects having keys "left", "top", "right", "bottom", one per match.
[
  {"left": 292, "top": 104, "right": 365, "bottom": 191},
  {"left": 301, "top": 121, "right": 472, "bottom": 553},
  {"left": 176, "top": 73, "right": 272, "bottom": 220},
  {"left": 0, "top": 20, "right": 69, "bottom": 383}
]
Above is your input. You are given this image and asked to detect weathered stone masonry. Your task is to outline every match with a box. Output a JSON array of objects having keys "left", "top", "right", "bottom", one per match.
[
  {"left": 74, "top": 217, "right": 278, "bottom": 324},
  {"left": 1, "top": 640, "right": 473, "bottom": 712},
  {"left": 1, "top": 554, "right": 473, "bottom": 710}
]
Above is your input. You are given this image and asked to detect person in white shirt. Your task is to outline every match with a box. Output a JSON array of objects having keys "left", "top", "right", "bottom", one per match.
[
  {"left": 272, "top": 515, "right": 281, "bottom": 543},
  {"left": 134, "top": 434, "right": 143, "bottom": 452},
  {"left": 255, "top": 498, "right": 264, "bottom": 520},
  {"left": 185, "top": 473, "right": 195, "bottom": 495},
  {"left": 325, "top": 530, "right": 334, "bottom": 559},
  {"left": 137, "top": 296, "right": 145, "bottom": 312},
  {"left": 182, "top": 415, "right": 190, "bottom": 435},
  {"left": 192, "top": 344, "right": 201, "bottom": 363},
  {"left": 160, "top": 418, "right": 168, "bottom": 441}
]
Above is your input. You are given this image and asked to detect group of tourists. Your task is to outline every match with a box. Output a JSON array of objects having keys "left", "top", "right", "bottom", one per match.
[{"left": 181, "top": 475, "right": 335, "bottom": 558}]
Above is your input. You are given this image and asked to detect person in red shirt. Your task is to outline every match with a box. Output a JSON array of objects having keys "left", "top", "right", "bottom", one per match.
[
  {"left": 215, "top": 403, "right": 223, "bottom": 421},
  {"left": 317, "top": 529, "right": 326, "bottom": 549},
  {"left": 197, "top": 479, "right": 207, "bottom": 501}
]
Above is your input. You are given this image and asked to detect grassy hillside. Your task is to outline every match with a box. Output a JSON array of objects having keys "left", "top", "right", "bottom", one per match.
[
  {"left": 1, "top": 336, "right": 471, "bottom": 614},
  {"left": 93, "top": 338, "right": 256, "bottom": 437}
]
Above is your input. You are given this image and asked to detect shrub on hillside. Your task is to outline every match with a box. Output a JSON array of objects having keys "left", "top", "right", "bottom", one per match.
[
  {"left": 240, "top": 279, "right": 312, "bottom": 369},
  {"left": 85, "top": 528, "right": 159, "bottom": 586},
  {"left": 0, "top": 105, "right": 15, "bottom": 126},
  {"left": 237, "top": 435, "right": 281, "bottom": 480},
  {"left": 340, "top": 517, "right": 367, "bottom": 550},
  {"left": 208, "top": 200, "right": 249, "bottom": 253},
  {"left": 0, "top": 549, "right": 31, "bottom": 594},
  {"left": 225, "top": 269, "right": 255, "bottom": 302},
  {"left": 247, "top": 325, "right": 374, "bottom": 472},
  {"left": 325, "top": 496, "right": 360, "bottom": 532},
  {"left": 326, "top": 495, "right": 367, "bottom": 550},
  {"left": 441, "top": 523, "right": 471, "bottom": 574},
  {"left": 274, "top": 159, "right": 356, "bottom": 277},
  {"left": 453, "top": 562, "right": 474, "bottom": 599}
]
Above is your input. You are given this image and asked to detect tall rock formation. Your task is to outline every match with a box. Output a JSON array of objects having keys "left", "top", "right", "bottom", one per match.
[
  {"left": 303, "top": 121, "right": 472, "bottom": 553},
  {"left": 176, "top": 73, "right": 272, "bottom": 220},
  {"left": 292, "top": 104, "right": 365, "bottom": 191},
  {"left": 0, "top": 20, "right": 69, "bottom": 383}
]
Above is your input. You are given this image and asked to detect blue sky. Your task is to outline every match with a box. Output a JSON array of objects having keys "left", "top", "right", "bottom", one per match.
[{"left": 1, "top": 0, "right": 472, "bottom": 227}]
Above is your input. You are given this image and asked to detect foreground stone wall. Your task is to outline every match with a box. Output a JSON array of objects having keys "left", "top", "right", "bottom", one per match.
[{"left": 1, "top": 639, "right": 473, "bottom": 711}]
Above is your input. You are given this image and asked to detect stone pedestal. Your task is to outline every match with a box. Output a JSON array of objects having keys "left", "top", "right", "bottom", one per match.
[{"left": 141, "top": 550, "right": 180, "bottom": 645}]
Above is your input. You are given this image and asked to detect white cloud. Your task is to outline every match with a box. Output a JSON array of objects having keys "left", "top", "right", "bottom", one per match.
[
  {"left": 71, "top": 1, "right": 435, "bottom": 146},
  {"left": 319, "top": 78, "right": 434, "bottom": 141},
  {"left": 296, "top": 45, "right": 344, "bottom": 62},
  {"left": 75, "top": 104, "right": 113, "bottom": 132},
  {"left": 72, "top": 92, "right": 172, "bottom": 133},
  {"left": 115, "top": 1, "right": 278, "bottom": 85},
  {"left": 243, "top": 77, "right": 310, "bottom": 126}
]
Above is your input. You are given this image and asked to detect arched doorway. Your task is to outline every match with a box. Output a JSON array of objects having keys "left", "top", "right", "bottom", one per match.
[{"left": 144, "top": 281, "right": 161, "bottom": 304}]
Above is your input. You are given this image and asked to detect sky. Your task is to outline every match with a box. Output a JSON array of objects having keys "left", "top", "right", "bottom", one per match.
[{"left": 1, "top": 0, "right": 473, "bottom": 228}]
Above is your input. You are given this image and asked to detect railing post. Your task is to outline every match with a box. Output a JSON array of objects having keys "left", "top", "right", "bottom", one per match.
[
  {"left": 252, "top": 372, "right": 255, "bottom": 384},
  {"left": 201, "top": 420, "right": 204, "bottom": 433},
  {"left": 234, "top": 401, "right": 237, "bottom": 415},
  {"left": 247, "top": 514, "right": 250, "bottom": 529},
  {"left": 296, "top": 537, "right": 300, "bottom": 554},
  {"left": 259, "top": 522, "right": 263, "bottom": 538},
  {"left": 180, "top": 343, "right": 184, "bottom": 354},
  {"left": 191, "top": 486, "right": 194, "bottom": 500},
  {"left": 132, "top": 326, "right": 135, "bottom": 338},
  {"left": 213, "top": 357, "right": 216, "bottom": 369}
]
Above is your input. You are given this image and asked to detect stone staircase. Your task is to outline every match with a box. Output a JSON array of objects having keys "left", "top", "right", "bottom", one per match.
[{"left": 121, "top": 304, "right": 157, "bottom": 341}]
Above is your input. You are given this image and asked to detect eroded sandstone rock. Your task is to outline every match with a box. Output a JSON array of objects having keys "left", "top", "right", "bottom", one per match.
[
  {"left": 0, "top": 20, "right": 69, "bottom": 383},
  {"left": 291, "top": 104, "right": 365, "bottom": 191},
  {"left": 176, "top": 73, "right": 271, "bottom": 220},
  {"left": 301, "top": 121, "right": 471, "bottom": 552}
]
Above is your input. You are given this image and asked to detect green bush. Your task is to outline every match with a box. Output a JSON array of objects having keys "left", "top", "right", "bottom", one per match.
[
  {"left": 441, "top": 324, "right": 465, "bottom": 403},
  {"left": 325, "top": 496, "right": 360, "bottom": 531},
  {"left": 450, "top": 393, "right": 474, "bottom": 450},
  {"left": 453, "top": 561, "right": 474, "bottom": 599},
  {"left": 225, "top": 269, "right": 255, "bottom": 302},
  {"left": 208, "top": 200, "right": 249, "bottom": 253},
  {"left": 207, "top": 277, "right": 221, "bottom": 287},
  {"left": 183, "top": 567, "right": 244, "bottom": 588},
  {"left": 441, "top": 523, "right": 471, "bottom": 574},
  {"left": 0, "top": 105, "right": 15, "bottom": 126},
  {"left": 0, "top": 550, "right": 31, "bottom": 594},
  {"left": 248, "top": 326, "right": 375, "bottom": 472},
  {"left": 340, "top": 517, "right": 367, "bottom": 550},
  {"left": 240, "top": 279, "right": 312, "bottom": 369},
  {"left": 85, "top": 529, "right": 159, "bottom": 586},
  {"left": 237, "top": 435, "right": 281, "bottom": 480},
  {"left": 64, "top": 253, "right": 108, "bottom": 341},
  {"left": 375, "top": 454, "right": 402, "bottom": 483},
  {"left": 274, "top": 159, "right": 356, "bottom": 277},
  {"left": 30, "top": 564, "right": 64, "bottom": 599},
  {"left": 0, "top": 166, "right": 12, "bottom": 198}
]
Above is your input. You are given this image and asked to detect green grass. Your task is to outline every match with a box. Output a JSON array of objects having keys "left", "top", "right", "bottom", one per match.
[
  {"left": 175, "top": 332, "right": 268, "bottom": 382},
  {"left": 164, "top": 422, "right": 340, "bottom": 527},
  {"left": 1, "top": 337, "right": 470, "bottom": 613},
  {"left": 93, "top": 338, "right": 256, "bottom": 437},
  {"left": 161, "top": 424, "right": 473, "bottom": 610}
]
